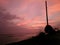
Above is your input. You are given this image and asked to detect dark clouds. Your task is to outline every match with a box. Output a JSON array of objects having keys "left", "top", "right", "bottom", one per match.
[
  {"left": 0, "top": 7, "right": 23, "bottom": 34},
  {"left": 0, "top": 7, "right": 39, "bottom": 34}
]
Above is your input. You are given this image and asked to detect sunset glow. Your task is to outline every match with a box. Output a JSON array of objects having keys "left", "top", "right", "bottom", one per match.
[
  {"left": 0, "top": 0, "right": 60, "bottom": 44},
  {"left": 0, "top": 0, "right": 60, "bottom": 32}
]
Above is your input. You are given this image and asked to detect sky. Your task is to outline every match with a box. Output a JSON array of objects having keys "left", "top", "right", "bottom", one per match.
[{"left": 0, "top": 0, "right": 60, "bottom": 42}]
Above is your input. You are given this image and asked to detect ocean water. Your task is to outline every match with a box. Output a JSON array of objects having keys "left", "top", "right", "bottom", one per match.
[
  {"left": 0, "top": 34, "right": 26, "bottom": 45},
  {"left": 0, "top": 31, "right": 60, "bottom": 45},
  {"left": 0, "top": 33, "right": 36, "bottom": 45}
]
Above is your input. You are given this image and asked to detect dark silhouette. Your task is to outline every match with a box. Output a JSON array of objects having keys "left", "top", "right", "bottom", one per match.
[
  {"left": 45, "top": 1, "right": 55, "bottom": 34},
  {"left": 45, "top": 25, "right": 55, "bottom": 34},
  {"left": 6, "top": 1, "right": 60, "bottom": 45},
  {"left": 6, "top": 29, "right": 60, "bottom": 45}
]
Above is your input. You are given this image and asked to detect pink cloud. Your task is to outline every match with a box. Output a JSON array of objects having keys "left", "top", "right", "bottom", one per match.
[{"left": 0, "top": 0, "right": 60, "bottom": 28}]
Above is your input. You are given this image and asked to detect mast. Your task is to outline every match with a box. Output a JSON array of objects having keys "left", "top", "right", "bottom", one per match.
[
  {"left": 45, "top": 1, "right": 48, "bottom": 25},
  {"left": 44, "top": 1, "right": 55, "bottom": 33}
]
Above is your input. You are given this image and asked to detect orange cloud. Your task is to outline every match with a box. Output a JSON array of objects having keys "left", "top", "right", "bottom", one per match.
[
  {"left": 48, "top": 3, "right": 60, "bottom": 15},
  {"left": 17, "top": 16, "right": 46, "bottom": 29}
]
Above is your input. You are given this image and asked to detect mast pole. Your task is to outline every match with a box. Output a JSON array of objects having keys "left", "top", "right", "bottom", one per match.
[{"left": 45, "top": 1, "right": 48, "bottom": 25}]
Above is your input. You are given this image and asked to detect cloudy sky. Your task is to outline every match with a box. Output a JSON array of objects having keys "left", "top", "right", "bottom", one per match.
[{"left": 0, "top": 0, "right": 60, "bottom": 40}]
